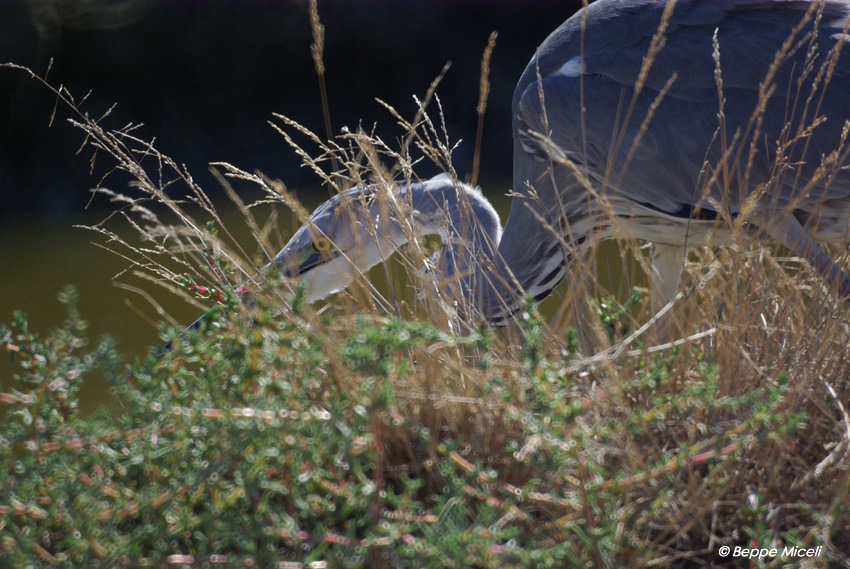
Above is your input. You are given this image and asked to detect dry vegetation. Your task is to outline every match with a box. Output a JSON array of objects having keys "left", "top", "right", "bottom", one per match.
[{"left": 2, "top": 2, "right": 850, "bottom": 567}]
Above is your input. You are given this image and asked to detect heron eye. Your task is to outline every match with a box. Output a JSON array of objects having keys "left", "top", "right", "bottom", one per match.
[{"left": 312, "top": 236, "right": 333, "bottom": 253}]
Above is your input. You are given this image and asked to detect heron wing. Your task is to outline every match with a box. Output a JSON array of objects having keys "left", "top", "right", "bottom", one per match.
[{"left": 514, "top": 0, "right": 850, "bottom": 216}]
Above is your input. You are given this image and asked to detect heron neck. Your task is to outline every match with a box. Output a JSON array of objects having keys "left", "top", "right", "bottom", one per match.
[
  {"left": 392, "top": 176, "right": 568, "bottom": 326},
  {"left": 402, "top": 178, "right": 540, "bottom": 325}
]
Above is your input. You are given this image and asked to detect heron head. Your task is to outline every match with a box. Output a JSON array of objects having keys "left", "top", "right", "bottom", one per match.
[
  {"left": 272, "top": 186, "right": 403, "bottom": 302},
  {"left": 271, "top": 175, "right": 504, "bottom": 306}
]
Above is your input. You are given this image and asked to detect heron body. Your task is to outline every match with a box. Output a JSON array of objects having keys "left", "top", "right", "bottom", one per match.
[{"left": 272, "top": 0, "right": 850, "bottom": 327}]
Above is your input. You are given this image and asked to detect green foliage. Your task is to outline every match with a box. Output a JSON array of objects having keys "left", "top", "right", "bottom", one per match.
[
  {"left": 593, "top": 288, "right": 642, "bottom": 345},
  {"left": 0, "top": 289, "right": 846, "bottom": 568}
]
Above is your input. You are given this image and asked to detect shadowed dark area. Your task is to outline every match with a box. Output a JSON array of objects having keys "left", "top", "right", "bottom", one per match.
[{"left": 1, "top": 1, "right": 582, "bottom": 223}]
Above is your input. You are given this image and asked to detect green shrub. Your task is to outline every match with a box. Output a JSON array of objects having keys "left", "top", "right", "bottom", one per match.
[{"left": 2, "top": 287, "right": 846, "bottom": 568}]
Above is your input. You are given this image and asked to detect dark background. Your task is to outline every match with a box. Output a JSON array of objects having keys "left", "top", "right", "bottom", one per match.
[{"left": 1, "top": 0, "right": 584, "bottom": 224}]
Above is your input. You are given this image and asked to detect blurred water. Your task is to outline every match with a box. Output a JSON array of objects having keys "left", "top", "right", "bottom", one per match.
[{"left": 0, "top": 199, "right": 309, "bottom": 416}]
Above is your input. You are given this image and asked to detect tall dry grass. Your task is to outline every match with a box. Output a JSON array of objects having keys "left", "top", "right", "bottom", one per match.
[{"left": 3, "top": 1, "right": 850, "bottom": 566}]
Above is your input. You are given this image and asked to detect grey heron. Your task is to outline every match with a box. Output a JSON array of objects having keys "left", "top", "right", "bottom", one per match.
[{"left": 229, "top": 0, "right": 850, "bottom": 329}]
